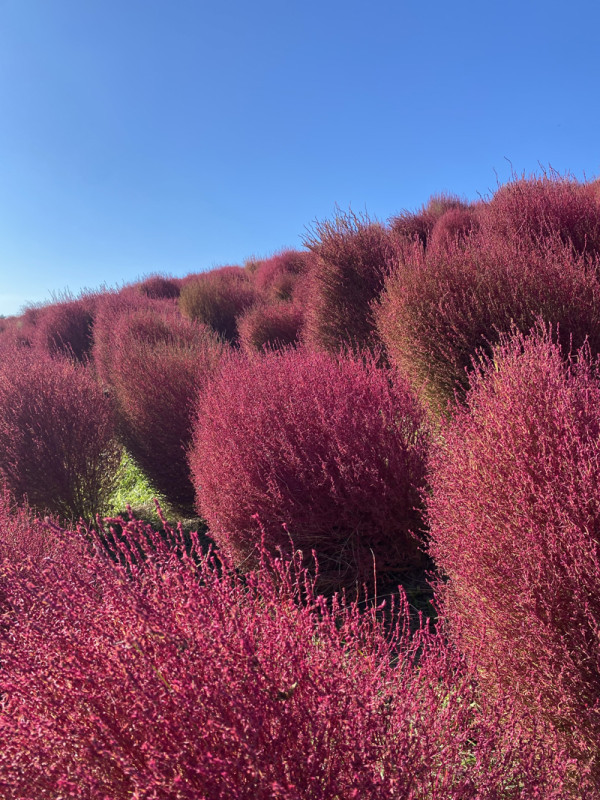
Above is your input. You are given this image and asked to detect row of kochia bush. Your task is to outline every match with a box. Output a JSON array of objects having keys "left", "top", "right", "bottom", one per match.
[{"left": 1, "top": 172, "right": 600, "bottom": 795}]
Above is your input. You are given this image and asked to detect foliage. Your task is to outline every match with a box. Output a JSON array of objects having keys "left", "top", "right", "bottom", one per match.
[
  {"left": 237, "top": 301, "right": 304, "bottom": 353},
  {"left": 0, "top": 344, "right": 121, "bottom": 521},
  {"left": 0, "top": 505, "right": 573, "bottom": 799},
  {"left": 302, "top": 210, "right": 395, "bottom": 353},
  {"left": 189, "top": 347, "right": 430, "bottom": 593},
  {"left": 96, "top": 305, "right": 226, "bottom": 512},
  {"left": 179, "top": 266, "right": 257, "bottom": 344},
  {"left": 376, "top": 230, "right": 600, "bottom": 414},
  {"left": 427, "top": 327, "right": 600, "bottom": 782}
]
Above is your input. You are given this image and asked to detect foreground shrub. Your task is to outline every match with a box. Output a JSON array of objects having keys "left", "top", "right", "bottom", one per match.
[
  {"left": 302, "top": 210, "right": 395, "bottom": 353},
  {"left": 237, "top": 301, "right": 304, "bottom": 353},
  {"left": 179, "top": 266, "right": 257, "bottom": 343},
  {"left": 427, "top": 328, "right": 600, "bottom": 782},
  {"left": 0, "top": 345, "right": 121, "bottom": 521},
  {"left": 376, "top": 232, "right": 600, "bottom": 414},
  {"left": 30, "top": 293, "right": 97, "bottom": 361},
  {"left": 0, "top": 509, "right": 573, "bottom": 798},
  {"left": 99, "top": 307, "right": 226, "bottom": 511},
  {"left": 190, "top": 348, "right": 429, "bottom": 593}
]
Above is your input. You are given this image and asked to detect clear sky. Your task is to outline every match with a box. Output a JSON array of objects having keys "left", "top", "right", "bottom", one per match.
[{"left": 0, "top": 0, "right": 599, "bottom": 316}]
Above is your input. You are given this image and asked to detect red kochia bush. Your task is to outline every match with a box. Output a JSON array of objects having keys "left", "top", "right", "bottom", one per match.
[
  {"left": 427, "top": 328, "right": 600, "bottom": 780},
  {"left": 31, "top": 293, "right": 97, "bottom": 361},
  {"left": 236, "top": 301, "right": 304, "bottom": 353},
  {"left": 481, "top": 172, "right": 600, "bottom": 258},
  {"left": 190, "top": 348, "right": 429, "bottom": 592},
  {"left": 0, "top": 509, "right": 572, "bottom": 798},
  {"left": 302, "top": 210, "right": 395, "bottom": 353},
  {"left": 376, "top": 231, "right": 600, "bottom": 414},
  {"left": 136, "top": 274, "right": 181, "bottom": 300},
  {"left": 179, "top": 266, "right": 257, "bottom": 343},
  {"left": 100, "top": 307, "right": 226, "bottom": 511},
  {"left": 390, "top": 193, "right": 470, "bottom": 248},
  {"left": 252, "top": 249, "right": 310, "bottom": 302},
  {"left": 0, "top": 345, "right": 120, "bottom": 521}
]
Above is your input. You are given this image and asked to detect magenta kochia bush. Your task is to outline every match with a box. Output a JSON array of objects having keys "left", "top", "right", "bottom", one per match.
[
  {"left": 0, "top": 345, "right": 120, "bottom": 521},
  {"left": 98, "top": 307, "right": 226, "bottom": 511},
  {"left": 30, "top": 293, "right": 98, "bottom": 362},
  {"left": 179, "top": 266, "right": 257, "bottom": 343},
  {"left": 302, "top": 210, "right": 395, "bottom": 353},
  {"left": 0, "top": 507, "right": 572, "bottom": 798},
  {"left": 376, "top": 232, "right": 600, "bottom": 414},
  {"left": 427, "top": 328, "right": 600, "bottom": 779},
  {"left": 252, "top": 249, "right": 310, "bottom": 302},
  {"left": 236, "top": 301, "right": 304, "bottom": 353},
  {"left": 481, "top": 172, "right": 600, "bottom": 258},
  {"left": 190, "top": 348, "right": 429, "bottom": 592}
]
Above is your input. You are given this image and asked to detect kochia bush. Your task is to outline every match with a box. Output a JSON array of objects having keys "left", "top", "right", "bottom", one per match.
[
  {"left": 179, "top": 266, "right": 257, "bottom": 343},
  {"left": 427, "top": 328, "right": 600, "bottom": 780},
  {"left": 302, "top": 210, "right": 395, "bottom": 353},
  {"left": 236, "top": 301, "right": 304, "bottom": 353},
  {"left": 189, "top": 348, "right": 430, "bottom": 593},
  {"left": 0, "top": 507, "right": 573, "bottom": 798},
  {"left": 30, "top": 293, "right": 97, "bottom": 362},
  {"left": 0, "top": 345, "right": 121, "bottom": 521},
  {"left": 376, "top": 232, "right": 600, "bottom": 414},
  {"left": 252, "top": 249, "right": 310, "bottom": 302},
  {"left": 97, "top": 307, "right": 226, "bottom": 512},
  {"left": 481, "top": 172, "right": 600, "bottom": 258}
]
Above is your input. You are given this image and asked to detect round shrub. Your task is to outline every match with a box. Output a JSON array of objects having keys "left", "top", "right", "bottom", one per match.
[
  {"left": 99, "top": 307, "right": 227, "bottom": 511},
  {"left": 390, "top": 193, "right": 470, "bottom": 248},
  {"left": 179, "top": 266, "right": 257, "bottom": 344},
  {"left": 376, "top": 232, "right": 600, "bottom": 415},
  {"left": 252, "top": 249, "right": 310, "bottom": 302},
  {"left": 189, "top": 347, "right": 430, "bottom": 593},
  {"left": 427, "top": 327, "right": 600, "bottom": 777},
  {"left": 481, "top": 172, "right": 600, "bottom": 258},
  {"left": 0, "top": 345, "right": 121, "bottom": 521},
  {"left": 31, "top": 294, "right": 97, "bottom": 362},
  {"left": 237, "top": 301, "right": 304, "bottom": 353},
  {"left": 301, "top": 210, "right": 395, "bottom": 354},
  {"left": 136, "top": 274, "right": 181, "bottom": 300}
]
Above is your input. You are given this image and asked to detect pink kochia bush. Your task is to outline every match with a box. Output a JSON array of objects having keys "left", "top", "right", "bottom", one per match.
[
  {"left": 0, "top": 344, "right": 120, "bottom": 521},
  {"left": 376, "top": 231, "right": 600, "bottom": 414},
  {"left": 96, "top": 305, "right": 226, "bottom": 511},
  {"left": 236, "top": 301, "right": 304, "bottom": 353},
  {"left": 30, "top": 293, "right": 98, "bottom": 362},
  {"left": 189, "top": 348, "right": 429, "bottom": 593},
  {"left": 0, "top": 504, "right": 572, "bottom": 798},
  {"left": 179, "top": 266, "right": 257, "bottom": 344},
  {"left": 427, "top": 327, "right": 600, "bottom": 782},
  {"left": 302, "top": 210, "right": 395, "bottom": 353}
]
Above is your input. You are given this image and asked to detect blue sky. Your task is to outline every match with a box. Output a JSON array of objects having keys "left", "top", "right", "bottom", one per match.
[{"left": 0, "top": 0, "right": 598, "bottom": 316}]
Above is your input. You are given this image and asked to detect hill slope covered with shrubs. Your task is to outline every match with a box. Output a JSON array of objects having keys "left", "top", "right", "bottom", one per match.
[{"left": 0, "top": 171, "right": 599, "bottom": 797}]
